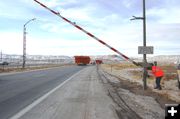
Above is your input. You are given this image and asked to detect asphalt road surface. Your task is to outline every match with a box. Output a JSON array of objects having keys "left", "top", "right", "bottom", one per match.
[
  {"left": 17, "top": 66, "right": 118, "bottom": 119},
  {"left": 0, "top": 65, "right": 85, "bottom": 119},
  {"left": 0, "top": 65, "right": 164, "bottom": 119}
]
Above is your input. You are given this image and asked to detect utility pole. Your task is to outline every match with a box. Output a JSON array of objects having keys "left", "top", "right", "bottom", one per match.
[
  {"left": 142, "top": 0, "right": 148, "bottom": 90},
  {"left": 23, "top": 18, "right": 36, "bottom": 68},
  {"left": 131, "top": 0, "right": 153, "bottom": 90},
  {"left": 23, "top": 26, "right": 26, "bottom": 68}
]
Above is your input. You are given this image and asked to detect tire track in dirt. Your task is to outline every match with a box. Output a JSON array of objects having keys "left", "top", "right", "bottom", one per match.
[{"left": 97, "top": 67, "right": 142, "bottom": 119}]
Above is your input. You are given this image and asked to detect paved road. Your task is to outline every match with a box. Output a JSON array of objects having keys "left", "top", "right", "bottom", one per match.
[
  {"left": 18, "top": 66, "right": 118, "bottom": 119},
  {"left": 0, "top": 65, "right": 85, "bottom": 119},
  {"left": 5, "top": 65, "right": 165, "bottom": 119}
]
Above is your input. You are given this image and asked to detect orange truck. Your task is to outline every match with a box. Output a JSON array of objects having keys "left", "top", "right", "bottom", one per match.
[{"left": 74, "top": 56, "right": 90, "bottom": 65}]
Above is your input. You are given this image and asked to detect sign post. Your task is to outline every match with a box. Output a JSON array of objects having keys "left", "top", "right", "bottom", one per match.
[
  {"left": 138, "top": 46, "right": 154, "bottom": 54},
  {"left": 131, "top": 0, "right": 153, "bottom": 90},
  {"left": 138, "top": 46, "right": 154, "bottom": 89}
]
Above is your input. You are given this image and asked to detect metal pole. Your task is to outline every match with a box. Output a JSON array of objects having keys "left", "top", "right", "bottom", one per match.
[
  {"left": 23, "top": 26, "right": 26, "bottom": 68},
  {"left": 22, "top": 18, "right": 36, "bottom": 68},
  {"left": 142, "top": 0, "right": 147, "bottom": 90},
  {"left": 130, "top": 0, "right": 148, "bottom": 90}
]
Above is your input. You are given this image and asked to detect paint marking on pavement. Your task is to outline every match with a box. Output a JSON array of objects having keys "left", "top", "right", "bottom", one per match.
[{"left": 9, "top": 68, "right": 84, "bottom": 119}]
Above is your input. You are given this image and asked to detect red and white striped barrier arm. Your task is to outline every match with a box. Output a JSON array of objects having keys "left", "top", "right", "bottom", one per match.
[{"left": 34, "top": 0, "right": 139, "bottom": 66}]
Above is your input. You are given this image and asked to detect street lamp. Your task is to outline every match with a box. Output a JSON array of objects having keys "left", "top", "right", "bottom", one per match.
[{"left": 22, "top": 18, "right": 36, "bottom": 68}]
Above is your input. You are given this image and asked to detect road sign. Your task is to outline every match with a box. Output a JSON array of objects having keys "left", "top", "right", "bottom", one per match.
[{"left": 138, "top": 46, "right": 153, "bottom": 54}]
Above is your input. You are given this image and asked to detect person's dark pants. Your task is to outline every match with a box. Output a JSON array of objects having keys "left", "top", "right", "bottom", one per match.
[{"left": 156, "top": 77, "right": 162, "bottom": 89}]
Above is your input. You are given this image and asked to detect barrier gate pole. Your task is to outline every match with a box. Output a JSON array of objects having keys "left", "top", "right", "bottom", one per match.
[{"left": 34, "top": 0, "right": 139, "bottom": 66}]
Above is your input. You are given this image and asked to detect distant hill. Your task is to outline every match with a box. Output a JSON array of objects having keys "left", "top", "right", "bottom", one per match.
[
  {"left": 0, "top": 54, "right": 73, "bottom": 64},
  {"left": 134, "top": 55, "right": 180, "bottom": 64}
]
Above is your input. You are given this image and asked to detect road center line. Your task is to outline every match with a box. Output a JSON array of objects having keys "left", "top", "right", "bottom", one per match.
[{"left": 9, "top": 68, "right": 84, "bottom": 119}]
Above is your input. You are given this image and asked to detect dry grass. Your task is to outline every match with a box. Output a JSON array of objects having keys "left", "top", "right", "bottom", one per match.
[
  {"left": 0, "top": 64, "right": 74, "bottom": 73},
  {"left": 102, "top": 63, "right": 178, "bottom": 81},
  {"left": 101, "top": 63, "right": 180, "bottom": 102},
  {"left": 160, "top": 65, "right": 177, "bottom": 81},
  {"left": 102, "top": 63, "right": 138, "bottom": 70}
]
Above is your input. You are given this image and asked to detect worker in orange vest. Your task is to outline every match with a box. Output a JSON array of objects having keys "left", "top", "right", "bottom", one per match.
[{"left": 152, "top": 61, "right": 164, "bottom": 90}]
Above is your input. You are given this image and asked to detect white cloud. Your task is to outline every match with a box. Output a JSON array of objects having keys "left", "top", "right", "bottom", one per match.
[
  {"left": 0, "top": 32, "right": 22, "bottom": 54},
  {"left": 40, "top": 23, "right": 59, "bottom": 33},
  {"left": 1, "top": 0, "right": 180, "bottom": 57},
  {"left": 58, "top": 5, "right": 95, "bottom": 23},
  {"left": 21, "top": 0, "right": 60, "bottom": 8},
  {"left": 26, "top": 35, "right": 113, "bottom": 55},
  {"left": 0, "top": 29, "right": 141, "bottom": 56},
  {"left": 147, "top": 7, "right": 180, "bottom": 24},
  {"left": 122, "top": 0, "right": 134, "bottom": 8}
]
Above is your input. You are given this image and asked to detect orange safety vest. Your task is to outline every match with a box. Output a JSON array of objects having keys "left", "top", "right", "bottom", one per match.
[{"left": 152, "top": 66, "right": 164, "bottom": 77}]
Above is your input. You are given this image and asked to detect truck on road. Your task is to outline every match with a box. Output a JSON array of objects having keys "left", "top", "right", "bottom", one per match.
[
  {"left": 74, "top": 56, "right": 90, "bottom": 65},
  {"left": 95, "top": 60, "right": 103, "bottom": 64}
]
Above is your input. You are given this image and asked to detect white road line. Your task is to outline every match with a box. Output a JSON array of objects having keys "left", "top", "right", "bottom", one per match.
[{"left": 9, "top": 68, "right": 84, "bottom": 119}]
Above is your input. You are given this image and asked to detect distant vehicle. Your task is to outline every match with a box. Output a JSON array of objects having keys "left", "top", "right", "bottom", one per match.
[
  {"left": 74, "top": 56, "right": 90, "bottom": 65},
  {"left": 95, "top": 60, "right": 103, "bottom": 64},
  {"left": 0, "top": 61, "right": 9, "bottom": 65}
]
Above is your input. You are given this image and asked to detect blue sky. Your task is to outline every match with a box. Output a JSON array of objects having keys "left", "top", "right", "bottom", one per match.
[{"left": 0, "top": 0, "right": 180, "bottom": 57}]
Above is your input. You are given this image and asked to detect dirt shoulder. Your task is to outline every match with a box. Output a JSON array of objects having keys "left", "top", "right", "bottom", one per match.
[
  {"left": 98, "top": 67, "right": 165, "bottom": 119},
  {"left": 100, "top": 64, "right": 179, "bottom": 108}
]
